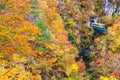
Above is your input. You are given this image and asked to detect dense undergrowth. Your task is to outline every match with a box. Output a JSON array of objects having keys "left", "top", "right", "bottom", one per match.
[{"left": 0, "top": 0, "right": 120, "bottom": 80}]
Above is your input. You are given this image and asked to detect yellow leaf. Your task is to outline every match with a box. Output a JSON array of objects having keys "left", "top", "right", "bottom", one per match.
[{"left": 66, "top": 0, "right": 70, "bottom": 4}]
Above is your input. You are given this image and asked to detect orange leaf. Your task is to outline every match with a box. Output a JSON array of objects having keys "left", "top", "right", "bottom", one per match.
[{"left": 48, "top": 58, "right": 57, "bottom": 63}]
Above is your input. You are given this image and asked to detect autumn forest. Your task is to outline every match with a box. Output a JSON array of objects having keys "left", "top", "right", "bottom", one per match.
[{"left": 0, "top": 0, "right": 120, "bottom": 80}]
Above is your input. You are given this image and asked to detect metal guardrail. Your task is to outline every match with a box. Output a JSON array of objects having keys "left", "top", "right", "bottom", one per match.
[{"left": 91, "top": 23, "right": 108, "bottom": 34}]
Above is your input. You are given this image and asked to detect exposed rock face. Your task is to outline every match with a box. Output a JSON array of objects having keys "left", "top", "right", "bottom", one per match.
[{"left": 103, "top": 0, "right": 120, "bottom": 16}]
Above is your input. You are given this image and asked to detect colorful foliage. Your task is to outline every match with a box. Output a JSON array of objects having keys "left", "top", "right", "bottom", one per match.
[{"left": 0, "top": 0, "right": 120, "bottom": 80}]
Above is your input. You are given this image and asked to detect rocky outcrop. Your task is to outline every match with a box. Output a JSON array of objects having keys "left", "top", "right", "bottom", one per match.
[{"left": 103, "top": 0, "right": 120, "bottom": 16}]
